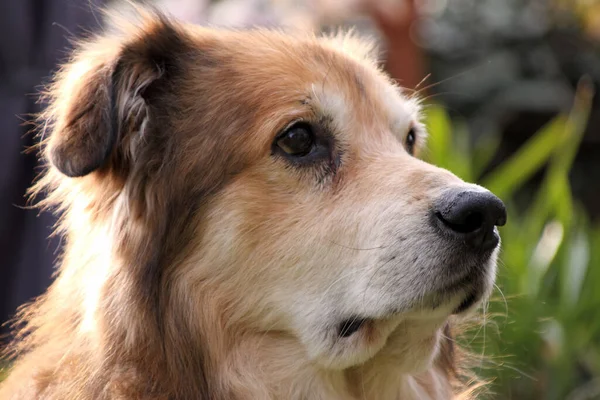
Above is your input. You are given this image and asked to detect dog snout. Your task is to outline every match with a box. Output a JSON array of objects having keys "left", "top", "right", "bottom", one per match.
[{"left": 433, "top": 188, "right": 507, "bottom": 251}]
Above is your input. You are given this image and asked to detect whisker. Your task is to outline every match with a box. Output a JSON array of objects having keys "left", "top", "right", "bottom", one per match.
[
  {"left": 325, "top": 239, "right": 388, "bottom": 251},
  {"left": 493, "top": 283, "right": 509, "bottom": 321},
  {"left": 480, "top": 297, "right": 488, "bottom": 369},
  {"left": 414, "top": 73, "right": 432, "bottom": 91},
  {"left": 412, "top": 63, "right": 489, "bottom": 96},
  {"left": 418, "top": 91, "right": 476, "bottom": 103},
  {"left": 498, "top": 363, "right": 537, "bottom": 382},
  {"left": 361, "top": 257, "right": 397, "bottom": 306}
]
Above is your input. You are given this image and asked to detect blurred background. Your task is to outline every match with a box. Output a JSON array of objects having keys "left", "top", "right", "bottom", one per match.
[{"left": 1, "top": 0, "right": 599, "bottom": 398}]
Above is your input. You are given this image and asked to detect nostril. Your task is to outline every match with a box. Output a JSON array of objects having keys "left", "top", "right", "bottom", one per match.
[
  {"left": 432, "top": 189, "right": 506, "bottom": 251},
  {"left": 464, "top": 212, "right": 485, "bottom": 232},
  {"left": 435, "top": 211, "right": 484, "bottom": 234}
]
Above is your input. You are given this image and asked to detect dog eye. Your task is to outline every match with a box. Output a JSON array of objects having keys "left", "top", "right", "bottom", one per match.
[
  {"left": 276, "top": 122, "right": 315, "bottom": 157},
  {"left": 405, "top": 128, "right": 416, "bottom": 155}
]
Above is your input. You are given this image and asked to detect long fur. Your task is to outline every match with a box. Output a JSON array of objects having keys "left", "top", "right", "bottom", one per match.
[{"left": 0, "top": 7, "right": 495, "bottom": 399}]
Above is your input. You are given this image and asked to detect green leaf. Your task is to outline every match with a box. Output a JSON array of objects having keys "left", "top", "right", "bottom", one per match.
[
  {"left": 472, "top": 128, "right": 502, "bottom": 179},
  {"left": 562, "top": 226, "right": 590, "bottom": 308},
  {"left": 423, "top": 105, "right": 452, "bottom": 168},
  {"left": 451, "top": 121, "right": 474, "bottom": 181},
  {"left": 527, "top": 220, "right": 564, "bottom": 297},
  {"left": 523, "top": 78, "right": 594, "bottom": 238},
  {"left": 481, "top": 115, "right": 567, "bottom": 200}
]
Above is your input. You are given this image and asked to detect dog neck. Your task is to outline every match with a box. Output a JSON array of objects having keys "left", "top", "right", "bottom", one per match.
[{"left": 201, "top": 323, "right": 455, "bottom": 399}]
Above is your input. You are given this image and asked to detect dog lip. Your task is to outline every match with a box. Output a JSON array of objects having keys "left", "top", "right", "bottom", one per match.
[
  {"left": 452, "top": 290, "right": 481, "bottom": 314},
  {"left": 430, "top": 269, "right": 485, "bottom": 312},
  {"left": 337, "top": 317, "right": 370, "bottom": 337},
  {"left": 440, "top": 269, "right": 479, "bottom": 293}
]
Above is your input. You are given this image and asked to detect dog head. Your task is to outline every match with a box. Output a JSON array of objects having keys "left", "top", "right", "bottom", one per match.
[{"left": 42, "top": 9, "right": 505, "bottom": 380}]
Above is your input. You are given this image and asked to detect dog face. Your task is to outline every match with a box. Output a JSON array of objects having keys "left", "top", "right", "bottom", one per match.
[
  {"left": 44, "top": 12, "right": 505, "bottom": 378},
  {"left": 181, "top": 35, "right": 506, "bottom": 371}
]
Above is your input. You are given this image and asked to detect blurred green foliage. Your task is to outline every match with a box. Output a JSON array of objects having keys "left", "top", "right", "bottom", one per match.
[{"left": 424, "top": 80, "right": 600, "bottom": 399}]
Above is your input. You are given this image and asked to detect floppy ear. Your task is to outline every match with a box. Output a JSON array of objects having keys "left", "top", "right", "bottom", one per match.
[{"left": 45, "top": 13, "right": 189, "bottom": 177}]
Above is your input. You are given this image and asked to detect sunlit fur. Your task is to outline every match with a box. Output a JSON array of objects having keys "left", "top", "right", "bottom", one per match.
[{"left": 0, "top": 8, "right": 497, "bottom": 399}]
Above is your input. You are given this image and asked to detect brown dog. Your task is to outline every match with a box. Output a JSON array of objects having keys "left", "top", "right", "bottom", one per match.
[{"left": 0, "top": 8, "right": 505, "bottom": 400}]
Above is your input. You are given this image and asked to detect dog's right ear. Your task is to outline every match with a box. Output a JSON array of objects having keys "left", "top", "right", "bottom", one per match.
[{"left": 44, "top": 12, "right": 189, "bottom": 178}]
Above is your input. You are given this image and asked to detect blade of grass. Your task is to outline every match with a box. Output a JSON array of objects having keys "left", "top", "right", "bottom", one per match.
[
  {"left": 515, "top": 77, "right": 593, "bottom": 259},
  {"left": 423, "top": 105, "right": 452, "bottom": 169},
  {"left": 481, "top": 115, "right": 567, "bottom": 200},
  {"left": 473, "top": 128, "right": 502, "bottom": 180}
]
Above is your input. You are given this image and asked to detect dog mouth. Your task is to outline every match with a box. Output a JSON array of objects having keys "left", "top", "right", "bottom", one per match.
[
  {"left": 335, "top": 261, "right": 491, "bottom": 338},
  {"left": 335, "top": 287, "right": 480, "bottom": 339},
  {"left": 438, "top": 266, "right": 488, "bottom": 315},
  {"left": 452, "top": 289, "right": 481, "bottom": 314},
  {"left": 337, "top": 317, "right": 371, "bottom": 338},
  {"left": 433, "top": 267, "right": 486, "bottom": 313}
]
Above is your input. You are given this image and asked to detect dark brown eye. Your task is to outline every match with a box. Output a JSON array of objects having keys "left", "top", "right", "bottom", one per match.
[
  {"left": 406, "top": 128, "right": 416, "bottom": 154},
  {"left": 276, "top": 122, "right": 315, "bottom": 157}
]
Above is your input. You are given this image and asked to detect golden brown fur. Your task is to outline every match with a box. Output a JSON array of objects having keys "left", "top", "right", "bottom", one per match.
[{"left": 0, "top": 7, "right": 497, "bottom": 399}]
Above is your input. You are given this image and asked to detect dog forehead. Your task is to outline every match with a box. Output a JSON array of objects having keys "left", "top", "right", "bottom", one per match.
[
  {"left": 178, "top": 27, "right": 418, "bottom": 154},
  {"left": 187, "top": 30, "right": 364, "bottom": 89},
  {"left": 308, "top": 77, "right": 418, "bottom": 132}
]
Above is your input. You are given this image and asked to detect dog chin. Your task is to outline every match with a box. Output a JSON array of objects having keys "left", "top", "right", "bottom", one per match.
[
  {"left": 314, "top": 312, "right": 447, "bottom": 372},
  {"left": 427, "top": 251, "right": 499, "bottom": 316},
  {"left": 308, "top": 254, "right": 498, "bottom": 370}
]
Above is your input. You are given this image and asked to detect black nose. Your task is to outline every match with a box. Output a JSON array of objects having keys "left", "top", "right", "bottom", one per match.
[{"left": 433, "top": 189, "right": 507, "bottom": 251}]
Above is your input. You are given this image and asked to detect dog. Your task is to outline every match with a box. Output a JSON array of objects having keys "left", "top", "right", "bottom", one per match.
[{"left": 0, "top": 7, "right": 506, "bottom": 400}]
